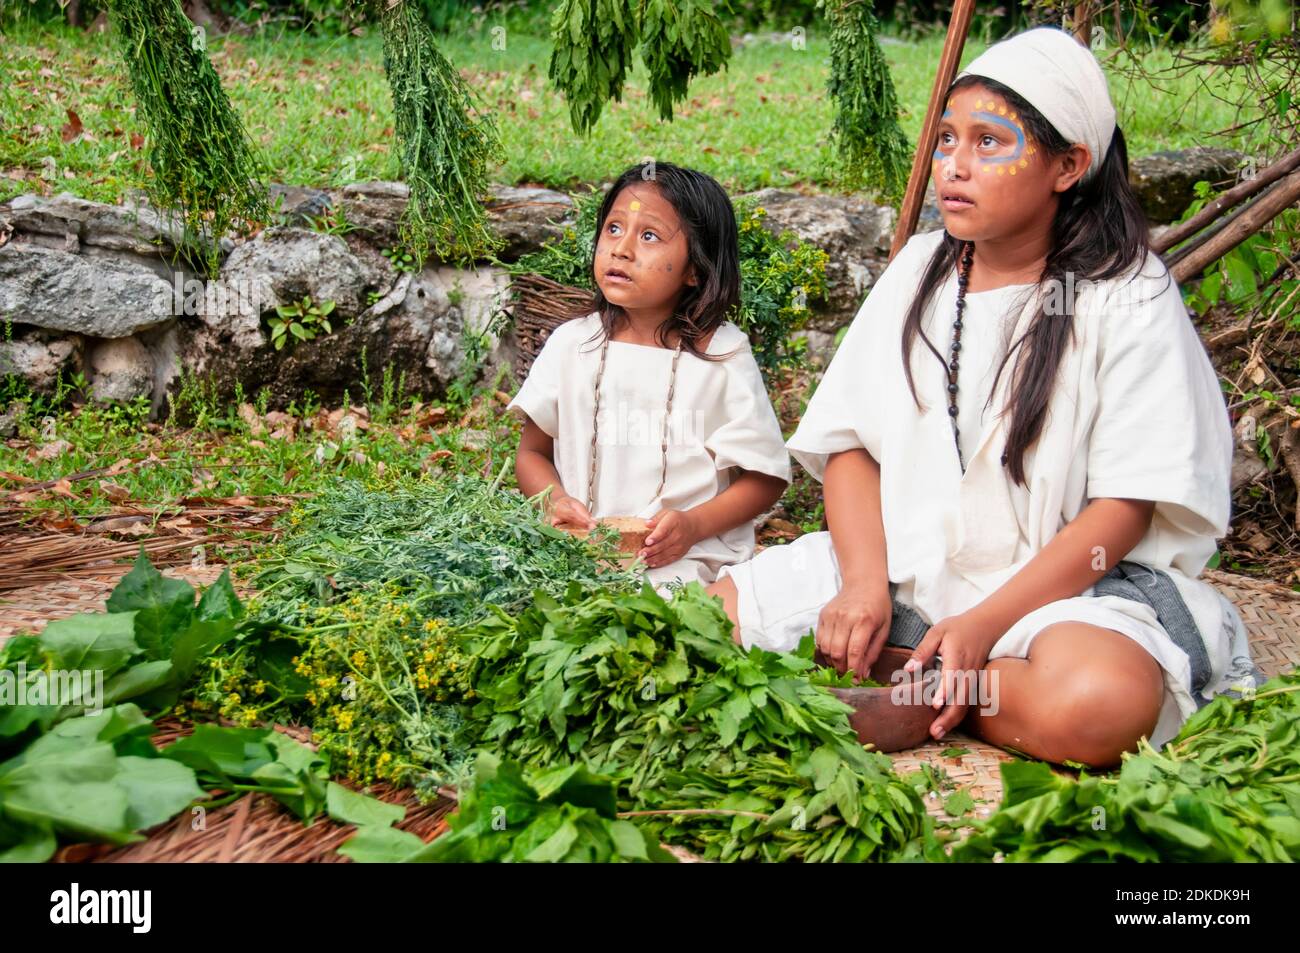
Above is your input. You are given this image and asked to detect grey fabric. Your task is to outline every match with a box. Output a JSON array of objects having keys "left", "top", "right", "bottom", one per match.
[
  {"left": 1092, "top": 561, "right": 1212, "bottom": 695},
  {"left": 883, "top": 593, "right": 930, "bottom": 650},
  {"left": 881, "top": 561, "right": 1218, "bottom": 697}
]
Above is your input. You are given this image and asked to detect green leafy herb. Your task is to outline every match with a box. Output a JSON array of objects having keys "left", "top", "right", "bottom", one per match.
[
  {"left": 403, "top": 753, "right": 675, "bottom": 863},
  {"left": 463, "top": 582, "right": 941, "bottom": 862},
  {"left": 952, "top": 671, "right": 1300, "bottom": 862}
]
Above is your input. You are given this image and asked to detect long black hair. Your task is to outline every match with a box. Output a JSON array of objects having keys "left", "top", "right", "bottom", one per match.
[
  {"left": 586, "top": 161, "right": 742, "bottom": 363},
  {"left": 901, "top": 74, "right": 1160, "bottom": 484}
]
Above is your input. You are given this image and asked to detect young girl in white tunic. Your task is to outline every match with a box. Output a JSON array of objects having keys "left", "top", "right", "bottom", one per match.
[
  {"left": 509, "top": 162, "right": 792, "bottom": 595},
  {"left": 708, "top": 27, "right": 1260, "bottom": 768}
]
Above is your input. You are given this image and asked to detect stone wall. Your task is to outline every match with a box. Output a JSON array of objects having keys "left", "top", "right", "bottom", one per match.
[{"left": 0, "top": 146, "right": 1244, "bottom": 419}]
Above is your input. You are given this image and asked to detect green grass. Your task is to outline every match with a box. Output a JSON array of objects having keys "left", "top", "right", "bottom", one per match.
[
  {"left": 0, "top": 20, "right": 1267, "bottom": 206},
  {"left": 0, "top": 363, "right": 527, "bottom": 561}
]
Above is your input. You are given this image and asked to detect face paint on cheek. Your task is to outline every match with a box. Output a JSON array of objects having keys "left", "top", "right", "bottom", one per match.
[
  {"left": 932, "top": 102, "right": 954, "bottom": 167},
  {"left": 971, "top": 98, "right": 1036, "bottom": 177}
]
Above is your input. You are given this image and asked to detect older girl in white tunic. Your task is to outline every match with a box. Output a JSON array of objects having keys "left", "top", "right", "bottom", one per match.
[
  {"left": 510, "top": 162, "right": 791, "bottom": 595},
  {"left": 709, "top": 27, "right": 1259, "bottom": 768}
]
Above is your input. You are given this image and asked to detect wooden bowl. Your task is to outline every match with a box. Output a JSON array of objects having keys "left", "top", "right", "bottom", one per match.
[
  {"left": 557, "top": 516, "right": 651, "bottom": 562},
  {"left": 815, "top": 645, "right": 941, "bottom": 752}
]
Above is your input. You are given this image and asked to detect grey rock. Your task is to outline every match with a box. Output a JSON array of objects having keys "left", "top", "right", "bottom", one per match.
[
  {"left": 485, "top": 185, "right": 575, "bottom": 261},
  {"left": 269, "top": 184, "right": 333, "bottom": 227},
  {"left": 86, "top": 335, "right": 153, "bottom": 403},
  {"left": 741, "top": 188, "right": 896, "bottom": 333},
  {"left": 393, "top": 264, "right": 512, "bottom": 387},
  {"left": 0, "top": 325, "right": 82, "bottom": 396},
  {"left": 339, "top": 181, "right": 409, "bottom": 247},
  {"left": 0, "top": 243, "right": 175, "bottom": 337},
  {"left": 218, "top": 226, "right": 382, "bottom": 322},
  {"left": 1129, "top": 147, "right": 1246, "bottom": 224},
  {"left": 173, "top": 261, "right": 510, "bottom": 412},
  {"left": 0, "top": 191, "right": 182, "bottom": 258}
]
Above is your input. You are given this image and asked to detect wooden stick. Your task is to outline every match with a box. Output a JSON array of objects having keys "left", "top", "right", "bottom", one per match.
[
  {"left": 1278, "top": 427, "right": 1300, "bottom": 534},
  {"left": 889, "top": 0, "right": 976, "bottom": 261},
  {"left": 1170, "top": 169, "right": 1300, "bottom": 284},
  {"left": 1072, "top": 2, "right": 1094, "bottom": 44},
  {"left": 1153, "top": 146, "right": 1300, "bottom": 255}
]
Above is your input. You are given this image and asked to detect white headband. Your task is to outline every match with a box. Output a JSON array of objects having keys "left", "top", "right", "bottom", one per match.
[{"left": 956, "top": 26, "right": 1116, "bottom": 184}]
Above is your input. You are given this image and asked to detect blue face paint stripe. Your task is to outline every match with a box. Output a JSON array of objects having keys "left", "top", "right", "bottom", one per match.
[
  {"left": 971, "top": 110, "right": 1025, "bottom": 165},
  {"left": 934, "top": 108, "right": 954, "bottom": 161}
]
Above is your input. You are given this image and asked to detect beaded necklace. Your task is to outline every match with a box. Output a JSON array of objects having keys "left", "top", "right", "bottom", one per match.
[
  {"left": 947, "top": 241, "right": 976, "bottom": 471},
  {"left": 584, "top": 332, "right": 685, "bottom": 513}
]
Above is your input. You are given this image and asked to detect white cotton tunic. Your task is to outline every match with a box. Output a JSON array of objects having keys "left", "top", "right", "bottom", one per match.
[
  {"left": 719, "top": 228, "right": 1257, "bottom": 749},
  {"left": 507, "top": 312, "right": 792, "bottom": 593}
]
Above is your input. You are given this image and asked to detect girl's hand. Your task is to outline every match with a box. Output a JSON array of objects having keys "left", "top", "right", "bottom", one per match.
[
  {"left": 905, "top": 610, "right": 1002, "bottom": 741},
  {"left": 639, "top": 509, "right": 699, "bottom": 568},
  {"left": 547, "top": 494, "right": 596, "bottom": 530},
  {"left": 816, "top": 581, "right": 893, "bottom": 680}
]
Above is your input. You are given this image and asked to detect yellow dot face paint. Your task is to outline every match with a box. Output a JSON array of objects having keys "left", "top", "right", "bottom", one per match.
[
  {"left": 629, "top": 200, "right": 641, "bottom": 211},
  {"left": 933, "top": 90, "right": 1038, "bottom": 185},
  {"left": 969, "top": 101, "right": 1031, "bottom": 175}
]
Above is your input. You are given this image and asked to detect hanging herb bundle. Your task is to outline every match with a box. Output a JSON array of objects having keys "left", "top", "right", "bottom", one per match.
[
  {"left": 638, "top": 0, "right": 731, "bottom": 122},
  {"left": 547, "top": 0, "right": 641, "bottom": 135},
  {"left": 821, "top": 0, "right": 911, "bottom": 203},
  {"left": 105, "top": 0, "right": 269, "bottom": 276},
  {"left": 375, "top": 0, "right": 503, "bottom": 264},
  {"left": 548, "top": 0, "right": 732, "bottom": 133}
]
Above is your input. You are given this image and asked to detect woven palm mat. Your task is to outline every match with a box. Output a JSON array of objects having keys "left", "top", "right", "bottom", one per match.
[
  {"left": 0, "top": 564, "right": 242, "bottom": 641},
  {"left": 5, "top": 564, "right": 1297, "bottom": 860},
  {"left": 66, "top": 720, "right": 458, "bottom": 864}
]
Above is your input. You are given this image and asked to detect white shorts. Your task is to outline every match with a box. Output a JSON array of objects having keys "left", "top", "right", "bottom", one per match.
[{"left": 717, "top": 531, "right": 1215, "bottom": 749}]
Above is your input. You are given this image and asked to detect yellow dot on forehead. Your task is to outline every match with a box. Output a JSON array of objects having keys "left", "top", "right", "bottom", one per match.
[
  {"left": 998, "top": 106, "right": 1006, "bottom": 115},
  {"left": 974, "top": 98, "right": 983, "bottom": 108},
  {"left": 629, "top": 200, "right": 641, "bottom": 211}
]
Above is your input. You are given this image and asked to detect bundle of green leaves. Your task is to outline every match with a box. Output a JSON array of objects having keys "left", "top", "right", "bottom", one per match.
[
  {"left": 951, "top": 670, "right": 1300, "bottom": 862},
  {"left": 194, "top": 473, "right": 641, "bottom": 797},
  {"left": 1, "top": 548, "right": 244, "bottom": 748},
  {"left": 240, "top": 473, "right": 641, "bottom": 629},
  {"left": 106, "top": 0, "right": 269, "bottom": 275},
  {"left": 391, "top": 753, "right": 676, "bottom": 862},
  {"left": 375, "top": 0, "right": 503, "bottom": 264},
  {"left": 464, "top": 581, "right": 940, "bottom": 862},
  {"left": 0, "top": 704, "right": 203, "bottom": 863},
  {"left": 0, "top": 550, "right": 386, "bottom": 861},
  {"left": 638, "top": 0, "right": 731, "bottom": 122},
  {"left": 547, "top": 0, "right": 641, "bottom": 135},
  {"left": 821, "top": 0, "right": 911, "bottom": 202}
]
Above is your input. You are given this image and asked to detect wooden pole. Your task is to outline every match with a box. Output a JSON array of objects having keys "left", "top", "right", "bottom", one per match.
[
  {"left": 1071, "top": 2, "right": 1094, "bottom": 44},
  {"left": 1154, "top": 146, "right": 1300, "bottom": 254},
  {"left": 1170, "top": 169, "right": 1300, "bottom": 284},
  {"left": 888, "top": 0, "right": 976, "bottom": 261}
]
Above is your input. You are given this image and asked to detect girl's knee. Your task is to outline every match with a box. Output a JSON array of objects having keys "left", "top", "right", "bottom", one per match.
[{"left": 1037, "top": 660, "right": 1164, "bottom": 767}]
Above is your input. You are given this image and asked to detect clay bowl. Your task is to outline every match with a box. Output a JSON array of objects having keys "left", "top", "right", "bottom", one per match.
[
  {"left": 814, "top": 645, "right": 941, "bottom": 753},
  {"left": 557, "top": 516, "right": 651, "bottom": 564}
]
